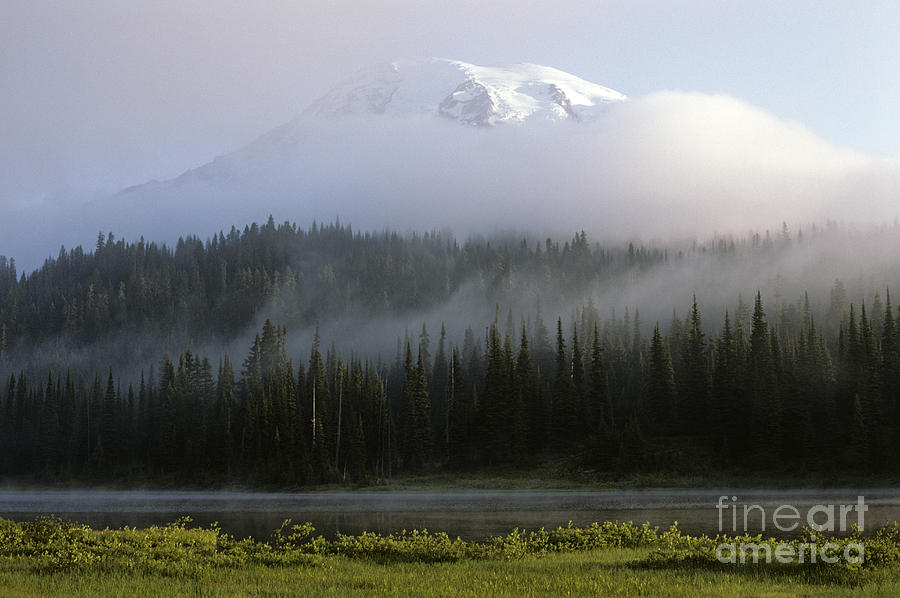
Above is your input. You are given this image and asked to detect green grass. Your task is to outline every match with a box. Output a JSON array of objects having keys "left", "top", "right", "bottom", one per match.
[
  {"left": 4, "top": 548, "right": 900, "bottom": 598},
  {"left": 2, "top": 516, "right": 900, "bottom": 597}
]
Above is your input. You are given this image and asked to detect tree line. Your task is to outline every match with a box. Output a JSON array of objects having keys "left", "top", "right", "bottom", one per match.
[
  {"left": 2, "top": 287, "right": 898, "bottom": 484},
  {"left": 0, "top": 218, "right": 665, "bottom": 353}
]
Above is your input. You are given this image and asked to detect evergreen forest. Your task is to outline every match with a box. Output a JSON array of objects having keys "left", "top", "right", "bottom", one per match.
[{"left": 1, "top": 218, "right": 898, "bottom": 484}]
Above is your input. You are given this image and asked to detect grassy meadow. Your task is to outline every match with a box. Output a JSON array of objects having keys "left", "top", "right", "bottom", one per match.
[
  {"left": 6, "top": 548, "right": 900, "bottom": 598},
  {"left": 2, "top": 516, "right": 900, "bottom": 597}
]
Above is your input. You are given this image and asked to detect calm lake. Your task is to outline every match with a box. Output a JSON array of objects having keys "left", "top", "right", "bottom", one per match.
[{"left": 1, "top": 488, "right": 898, "bottom": 540}]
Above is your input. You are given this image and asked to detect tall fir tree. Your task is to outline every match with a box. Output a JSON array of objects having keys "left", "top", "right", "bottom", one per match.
[
  {"left": 677, "top": 296, "right": 709, "bottom": 436},
  {"left": 644, "top": 323, "right": 675, "bottom": 437},
  {"left": 400, "top": 344, "right": 432, "bottom": 468}
]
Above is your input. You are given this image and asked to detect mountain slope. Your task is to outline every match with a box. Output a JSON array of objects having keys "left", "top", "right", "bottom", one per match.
[
  {"left": 99, "top": 58, "right": 627, "bottom": 241},
  {"left": 119, "top": 57, "right": 627, "bottom": 196}
]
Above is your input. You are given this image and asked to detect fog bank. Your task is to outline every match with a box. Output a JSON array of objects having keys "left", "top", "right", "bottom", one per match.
[{"left": 3, "top": 91, "right": 897, "bottom": 272}]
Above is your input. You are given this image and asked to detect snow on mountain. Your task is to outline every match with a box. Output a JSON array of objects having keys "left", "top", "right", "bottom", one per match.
[
  {"left": 21, "top": 58, "right": 891, "bottom": 273},
  {"left": 90, "top": 58, "right": 633, "bottom": 248},
  {"left": 305, "top": 58, "right": 626, "bottom": 125},
  {"left": 113, "top": 58, "right": 627, "bottom": 199}
]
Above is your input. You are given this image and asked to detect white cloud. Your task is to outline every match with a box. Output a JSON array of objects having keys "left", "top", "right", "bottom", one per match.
[{"left": 2, "top": 90, "right": 898, "bottom": 271}]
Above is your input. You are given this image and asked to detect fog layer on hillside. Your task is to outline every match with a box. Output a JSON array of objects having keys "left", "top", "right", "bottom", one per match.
[{"left": 2, "top": 91, "right": 898, "bottom": 272}]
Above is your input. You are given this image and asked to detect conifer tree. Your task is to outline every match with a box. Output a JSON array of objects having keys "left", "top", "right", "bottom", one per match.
[
  {"left": 447, "top": 346, "right": 471, "bottom": 467},
  {"left": 532, "top": 299, "right": 553, "bottom": 381},
  {"left": 305, "top": 327, "right": 331, "bottom": 479},
  {"left": 38, "top": 373, "right": 60, "bottom": 471},
  {"left": 678, "top": 295, "right": 708, "bottom": 436},
  {"left": 481, "top": 324, "right": 507, "bottom": 462},
  {"left": 571, "top": 323, "right": 587, "bottom": 441},
  {"left": 430, "top": 323, "right": 448, "bottom": 453},
  {"left": 880, "top": 291, "right": 900, "bottom": 447},
  {"left": 400, "top": 344, "right": 431, "bottom": 468},
  {"left": 588, "top": 323, "right": 610, "bottom": 428},
  {"left": 551, "top": 318, "right": 575, "bottom": 450},
  {"left": 419, "top": 323, "right": 431, "bottom": 375},
  {"left": 101, "top": 369, "right": 117, "bottom": 471},
  {"left": 588, "top": 323, "right": 615, "bottom": 468},
  {"left": 517, "top": 325, "right": 543, "bottom": 455},
  {"left": 644, "top": 323, "right": 675, "bottom": 436},
  {"left": 748, "top": 292, "right": 779, "bottom": 464}
]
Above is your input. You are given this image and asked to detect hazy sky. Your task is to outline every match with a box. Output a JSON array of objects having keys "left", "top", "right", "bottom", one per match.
[{"left": 2, "top": 0, "right": 898, "bottom": 205}]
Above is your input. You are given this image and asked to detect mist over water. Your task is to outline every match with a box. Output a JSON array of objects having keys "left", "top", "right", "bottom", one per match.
[{"left": 2, "top": 488, "right": 899, "bottom": 540}]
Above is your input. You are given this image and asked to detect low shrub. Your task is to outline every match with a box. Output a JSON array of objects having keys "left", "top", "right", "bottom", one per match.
[{"left": 2, "top": 515, "right": 899, "bottom": 581}]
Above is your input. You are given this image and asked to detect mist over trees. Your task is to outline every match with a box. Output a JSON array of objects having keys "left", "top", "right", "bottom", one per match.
[
  {"left": 0, "top": 217, "right": 669, "bottom": 376},
  {"left": 1, "top": 287, "right": 899, "bottom": 483},
  {"left": 2, "top": 217, "right": 900, "bottom": 483}
]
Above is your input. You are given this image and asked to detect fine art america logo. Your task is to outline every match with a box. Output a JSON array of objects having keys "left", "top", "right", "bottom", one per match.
[{"left": 714, "top": 495, "right": 867, "bottom": 564}]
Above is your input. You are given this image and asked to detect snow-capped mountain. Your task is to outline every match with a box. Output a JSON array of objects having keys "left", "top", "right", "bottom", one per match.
[
  {"left": 13, "top": 57, "right": 892, "bottom": 272},
  {"left": 114, "top": 58, "right": 626, "bottom": 199},
  {"left": 305, "top": 58, "right": 626, "bottom": 125},
  {"left": 88, "top": 58, "right": 629, "bottom": 247}
]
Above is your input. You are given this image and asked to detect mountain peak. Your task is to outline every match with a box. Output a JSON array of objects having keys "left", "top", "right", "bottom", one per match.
[{"left": 304, "top": 58, "right": 627, "bottom": 125}]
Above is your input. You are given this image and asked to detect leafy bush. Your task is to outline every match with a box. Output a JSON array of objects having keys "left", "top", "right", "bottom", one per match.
[
  {"left": 0, "top": 516, "right": 319, "bottom": 575},
  {"left": 2, "top": 515, "right": 900, "bottom": 582}
]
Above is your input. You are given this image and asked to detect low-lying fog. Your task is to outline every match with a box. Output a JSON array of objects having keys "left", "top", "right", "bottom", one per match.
[{"left": 1, "top": 488, "right": 898, "bottom": 540}]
